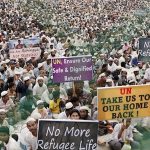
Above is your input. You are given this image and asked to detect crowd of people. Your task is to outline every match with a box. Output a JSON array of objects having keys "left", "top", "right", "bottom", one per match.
[{"left": 0, "top": 0, "right": 150, "bottom": 149}]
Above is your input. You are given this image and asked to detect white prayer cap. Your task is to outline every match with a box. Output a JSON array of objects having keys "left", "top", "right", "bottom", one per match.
[
  {"left": 37, "top": 77, "right": 44, "bottom": 81},
  {"left": 122, "top": 68, "right": 127, "bottom": 72},
  {"left": 26, "top": 117, "right": 36, "bottom": 124},
  {"left": 5, "top": 59, "right": 10, "bottom": 63},
  {"left": 116, "top": 66, "right": 122, "bottom": 70},
  {"left": 0, "top": 109, "right": 6, "bottom": 113},
  {"left": 36, "top": 100, "right": 44, "bottom": 105},
  {"left": 38, "top": 63, "right": 43, "bottom": 69},
  {"left": 15, "top": 71, "right": 22, "bottom": 75},
  {"left": 133, "top": 67, "right": 139, "bottom": 72},
  {"left": 99, "top": 73, "right": 105, "bottom": 78},
  {"left": 44, "top": 51, "right": 48, "bottom": 54},
  {"left": 0, "top": 61, "right": 6, "bottom": 65},
  {"left": 80, "top": 106, "right": 89, "bottom": 112},
  {"left": 106, "top": 79, "right": 113, "bottom": 83},
  {"left": 24, "top": 76, "right": 30, "bottom": 82},
  {"left": 65, "top": 102, "right": 73, "bottom": 109},
  {"left": 108, "top": 57, "right": 114, "bottom": 61},
  {"left": 1, "top": 91, "right": 8, "bottom": 97}
]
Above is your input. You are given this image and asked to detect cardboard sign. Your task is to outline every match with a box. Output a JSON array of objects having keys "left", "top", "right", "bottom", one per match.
[
  {"left": 98, "top": 85, "right": 150, "bottom": 120},
  {"left": 52, "top": 56, "right": 93, "bottom": 83},
  {"left": 37, "top": 119, "right": 98, "bottom": 150},
  {"left": 139, "top": 38, "right": 150, "bottom": 62},
  {"left": 9, "top": 37, "right": 40, "bottom": 49},
  {"left": 9, "top": 47, "right": 41, "bottom": 59}
]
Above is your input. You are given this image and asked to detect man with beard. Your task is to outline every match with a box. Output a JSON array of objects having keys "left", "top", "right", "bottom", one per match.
[
  {"left": 33, "top": 77, "right": 48, "bottom": 99},
  {"left": 24, "top": 118, "right": 38, "bottom": 150}
]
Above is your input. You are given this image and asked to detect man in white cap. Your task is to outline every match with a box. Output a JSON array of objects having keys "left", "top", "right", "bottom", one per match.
[
  {"left": 0, "top": 109, "right": 9, "bottom": 127},
  {"left": 23, "top": 118, "right": 38, "bottom": 150},
  {"left": 79, "top": 106, "right": 91, "bottom": 120},
  {"left": 58, "top": 102, "right": 73, "bottom": 119},
  {"left": 31, "top": 100, "right": 48, "bottom": 119},
  {"left": 33, "top": 77, "right": 47, "bottom": 99},
  {"left": 0, "top": 91, "right": 15, "bottom": 111}
]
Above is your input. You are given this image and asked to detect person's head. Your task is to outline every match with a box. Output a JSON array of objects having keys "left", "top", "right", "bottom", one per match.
[
  {"left": 52, "top": 90, "right": 60, "bottom": 101},
  {"left": 108, "top": 58, "right": 114, "bottom": 65},
  {"left": 37, "top": 78, "right": 44, "bottom": 87},
  {"left": 9, "top": 60, "right": 16, "bottom": 69},
  {"left": 26, "top": 63, "right": 32, "bottom": 71},
  {"left": 8, "top": 82, "right": 16, "bottom": 91},
  {"left": 89, "top": 80, "right": 96, "bottom": 90},
  {"left": 79, "top": 106, "right": 89, "bottom": 120},
  {"left": 70, "top": 96, "right": 79, "bottom": 107},
  {"left": 1, "top": 91, "right": 9, "bottom": 103},
  {"left": 36, "top": 100, "right": 44, "bottom": 110},
  {"left": 24, "top": 76, "right": 31, "bottom": 86},
  {"left": 26, "top": 118, "right": 37, "bottom": 137},
  {"left": 26, "top": 90, "right": 33, "bottom": 99},
  {"left": 65, "top": 102, "right": 73, "bottom": 116},
  {"left": 74, "top": 81, "right": 84, "bottom": 89},
  {"left": 69, "top": 109, "right": 80, "bottom": 120},
  {"left": 0, "top": 126, "right": 9, "bottom": 143},
  {"left": 47, "top": 83, "right": 53, "bottom": 93},
  {"left": 53, "top": 83, "right": 60, "bottom": 91},
  {"left": 0, "top": 109, "right": 6, "bottom": 123},
  {"left": 123, "top": 118, "right": 131, "bottom": 128}
]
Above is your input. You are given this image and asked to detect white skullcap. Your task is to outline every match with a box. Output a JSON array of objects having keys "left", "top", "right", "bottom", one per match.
[
  {"left": 26, "top": 117, "right": 36, "bottom": 124},
  {"left": 5, "top": 59, "right": 10, "bottom": 63},
  {"left": 1, "top": 91, "right": 8, "bottom": 97},
  {"left": 36, "top": 100, "right": 44, "bottom": 105},
  {"left": 24, "top": 76, "right": 30, "bottom": 81},
  {"left": 108, "top": 57, "right": 114, "bottom": 61},
  {"left": 65, "top": 102, "right": 73, "bottom": 109},
  {"left": 80, "top": 106, "right": 89, "bottom": 112},
  {"left": 37, "top": 77, "right": 44, "bottom": 81},
  {"left": 38, "top": 63, "right": 43, "bottom": 69},
  {"left": 99, "top": 73, "right": 105, "bottom": 78},
  {"left": 15, "top": 71, "right": 22, "bottom": 75},
  {"left": 0, "top": 61, "right": 6, "bottom": 65},
  {"left": 44, "top": 51, "right": 48, "bottom": 54},
  {"left": 0, "top": 109, "right": 6, "bottom": 113},
  {"left": 116, "top": 66, "right": 122, "bottom": 70},
  {"left": 106, "top": 79, "right": 113, "bottom": 83},
  {"left": 133, "top": 67, "right": 139, "bottom": 72}
]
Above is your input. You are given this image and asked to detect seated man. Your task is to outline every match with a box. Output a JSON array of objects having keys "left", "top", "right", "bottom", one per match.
[{"left": 108, "top": 118, "right": 140, "bottom": 150}]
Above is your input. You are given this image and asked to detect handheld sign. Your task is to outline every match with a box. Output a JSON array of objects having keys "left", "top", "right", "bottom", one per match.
[
  {"left": 98, "top": 85, "right": 150, "bottom": 120},
  {"left": 9, "top": 47, "right": 41, "bottom": 59},
  {"left": 37, "top": 119, "right": 98, "bottom": 150},
  {"left": 52, "top": 56, "right": 93, "bottom": 83},
  {"left": 139, "top": 38, "right": 150, "bottom": 62}
]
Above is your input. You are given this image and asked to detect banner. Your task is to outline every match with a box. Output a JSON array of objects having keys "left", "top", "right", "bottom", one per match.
[
  {"left": 52, "top": 56, "right": 93, "bottom": 83},
  {"left": 9, "top": 37, "right": 40, "bottom": 49},
  {"left": 139, "top": 38, "right": 150, "bottom": 62},
  {"left": 98, "top": 85, "right": 150, "bottom": 120},
  {"left": 9, "top": 47, "right": 41, "bottom": 59},
  {"left": 37, "top": 119, "right": 98, "bottom": 150}
]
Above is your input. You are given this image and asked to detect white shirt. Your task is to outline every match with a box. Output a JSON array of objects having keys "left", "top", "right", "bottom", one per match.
[
  {"left": 144, "top": 68, "right": 150, "bottom": 83},
  {"left": 24, "top": 131, "right": 37, "bottom": 150},
  {"left": 0, "top": 98, "right": 15, "bottom": 111},
  {"left": 33, "top": 83, "right": 47, "bottom": 99},
  {"left": 58, "top": 111, "right": 67, "bottom": 119},
  {"left": 5, "top": 137, "right": 22, "bottom": 150},
  {"left": 111, "top": 123, "right": 133, "bottom": 142},
  {"left": 41, "top": 89, "right": 53, "bottom": 104}
]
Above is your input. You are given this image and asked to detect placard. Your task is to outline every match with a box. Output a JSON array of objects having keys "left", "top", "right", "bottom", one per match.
[
  {"left": 9, "top": 47, "right": 41, "bottom": 59},
  {"left": 37, "top": 119, "right": 98, "bottom": 150},
  {"left": 139, "top": 38, "right": 150, "bottom": 62},
  {"left": 98, "top": 85, "right": 150, "bottom": 120},
  {"left": 52, "top": 56, "right": 93, "bottom": 83}
]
